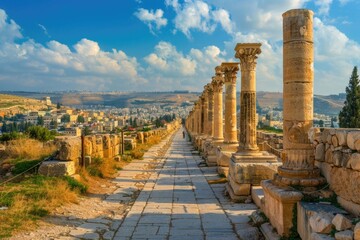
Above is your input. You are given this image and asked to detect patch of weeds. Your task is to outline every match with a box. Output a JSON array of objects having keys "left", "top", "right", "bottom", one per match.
[
  {"left": 113, "top": 165, "right": 123, "bottom": 171},
  {"left": 63, "top": 176, "right": 88, "bottom": 194},
  {"left": 352, "top": 218, "right": 360, "bottom": 225},
  {"left": 218, "top": 173, "right": 226, "bottom": 178},
  {"left": 11, "top": 159, "right": 42, "bottom": 175},
  {"left": 86, "top": 157, "right": 104, "bottom": 178},
  {"left": 29, "top": 206, "right": 49, "bottom": 217},
  {"left": 330, "top": 228, "right": 337, "bottom": 237},
  {"left": 122, "top": 155, "right": 133, "bottom": 162}
]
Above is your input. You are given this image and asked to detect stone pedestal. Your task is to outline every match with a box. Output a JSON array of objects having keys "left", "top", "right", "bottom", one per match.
[{"left": 261, "top": 180, "right": 303, "bottom": 236}]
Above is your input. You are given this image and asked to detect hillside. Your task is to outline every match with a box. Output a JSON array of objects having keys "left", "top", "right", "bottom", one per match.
[
  {"left": 0, "top": 94, "right": 52, "bottom": 115},
  {"left": 0, "top": 91, "right": 345, "bottom": 116}
]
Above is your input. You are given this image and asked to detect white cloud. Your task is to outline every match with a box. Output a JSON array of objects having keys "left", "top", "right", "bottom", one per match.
[
  {"left": 0, "top": 9, "right": 22, "bottom": 43},
  {"left": 166, "top": 0, "right": 234, "bottom": 38},
  {"left": 74, "top": 38, "right": 100, "bottom": 56},
  {"left": 0, "top": 9, "right": 147, "bottom": 91},
  {"left": 134, "top": 8, "right": 167, "bottom": 33},
  {"left": 38, "top": 24, "right": 51, "bottom": 38},
  {"left": 143, "top": 41, "right": 227, "bottom": 91},
  {"left": 315, "top": 0, "right": 333, "bottom": 15}
]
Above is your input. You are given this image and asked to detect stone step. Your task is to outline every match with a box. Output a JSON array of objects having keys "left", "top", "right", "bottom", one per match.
[
  {"left": 251, "top": 186, "right": 264, "bottom": 210},
  {"left": 260, "top": 223, "right": 281, "bottom": 240}
]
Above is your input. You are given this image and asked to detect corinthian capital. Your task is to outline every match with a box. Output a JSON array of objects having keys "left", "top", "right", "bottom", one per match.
[
  {"left": 221, "top": 62, "right": 239, "bottom": 84},
  {"left": 204, "top": 83, "right": 212, "bottom": 93},
  {"left": 211, "top": 76, "right": 224, "bottom": 93},
  {"left": 234, "top": 43, "right": 262, "bottom": 71}
]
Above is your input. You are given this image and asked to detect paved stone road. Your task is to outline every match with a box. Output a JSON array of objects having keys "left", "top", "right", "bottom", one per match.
[
  {"left": 12, "top": 128, "right": 260, "bottom": 240},
  {"left": 113, "top": 129, "right": 260, "bottom": 240}
]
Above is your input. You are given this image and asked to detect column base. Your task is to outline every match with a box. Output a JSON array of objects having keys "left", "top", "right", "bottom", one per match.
[
  {"left": 218, "top": 166, "right": 229, "bottom": 177},
  {"left": 206, "top": 155, "right": 218, "bottom": 166},
  {"left": 225, "top": 182, "right": 250, "bottom": 202},
  {"left": 275, "top": 167, "right": 326, "bottom": 187},
  {"left": 261, "top": 180, "right": 303, "bottom": 237},
  {"left": 227, "top": 152, "right": 281, "bottom": 201},
  {"left": 232, "top": 150, "right": 279, "bottom": 163}
]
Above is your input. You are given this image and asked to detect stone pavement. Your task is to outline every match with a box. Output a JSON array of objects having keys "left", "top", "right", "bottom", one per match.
[{"left": 113, "top": 129, "right": 260, "bottom": 240}]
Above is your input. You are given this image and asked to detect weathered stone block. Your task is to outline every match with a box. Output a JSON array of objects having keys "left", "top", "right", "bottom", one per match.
[
  {"left": 347, "top": 131, "right": 360, "bottom": 150},
  {"left": 333, "top": 151, "right": 343, "bottom": 167},
  {"left": 309, "top": 211, "right": 334, "bottom": 234},
  {"left": 354, "top": 222, "right": 360, "bottom": 240},
  {"left": 298, "top": 202, "right": 346, "bottom": 240},
  {"left": 229, "top": 158, "right": 279, "bottom": 186},
  {"left": 38, "top": 161, "right": 75, "bottom": 176},
  {"left": 315, "top": 143, "right": 325, "bottom": 161},
  {"left": 332, "top": 214, "right": 352, "bottom": 231},
  {"left": 310, "top": 233, "right": 335, "bottom": 240},
  {"left": 261, "top": 180, "right": 303, "bottom": 237},
  {"left": 331, "top": 167, "right": 360, "bottom": 205},
  {"left": 336, "top": 130, "right": 347, "bottom": 146},
  {"left": 335, "top": 230, "right": 353, "bottom": 240},
  {"left": 332, "top": 135, "right": 339, "bottom": 147},
  {"left": 57, "top": 137, "right": 81, "bottom": 162},
  {"left": 348, "top": 153, "right": 360, "bottom": 171},
  {"left": 337, "top": 196, "right": 360, "bottom": 217}
]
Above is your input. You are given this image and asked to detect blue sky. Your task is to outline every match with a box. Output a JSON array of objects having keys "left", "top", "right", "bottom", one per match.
[{"left": 0, "top": 0, "right": 359, "bottom": 94}]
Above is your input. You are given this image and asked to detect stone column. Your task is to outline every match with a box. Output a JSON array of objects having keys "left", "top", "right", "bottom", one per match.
[
  {"left": 261, "top": 9, "right": 324, "bottom": 237},
  {"left": 276, "top": 9, "right": 324, "bottom": 187},
  {"left": 200, "top": 95, "right": 206, "bottom": 135},
  {"left": 202, "top": 89, "right": 209, "bottom": 135},
  {"left": 205, "top": 83, "right": 214, "bottom": 138},
  {"left": 194, "top": 102, "right": 200, "bottom": 135},
  {"left": 235, "top": 43, "right": 261, "bottom": 152},
  {"left": 221, "top": 62, "right": 239, "bottom": 145},
  {"left": 211, "top": 67, "right": 224, "bottom": 142}
]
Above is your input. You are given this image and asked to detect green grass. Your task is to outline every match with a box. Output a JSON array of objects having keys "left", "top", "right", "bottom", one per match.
[
  {"left": 63, "top": 176, "right": 88, "bottom": 194},
  {"left": 11, "top": 159, "right": 43, "bottom": 175},
  {"left": 0, "top": 175, "right": 80, "bottom": 238}
]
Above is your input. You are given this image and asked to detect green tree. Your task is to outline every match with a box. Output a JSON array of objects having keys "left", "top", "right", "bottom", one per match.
[
  {"left": 37, "top": 116, "right": 44, "bottom": 126},
  {"left": 61, "top": 114, "right": 70, "bottom": 123},
  {"left": 50, "top": 119, "right": 58, "bottom": 129},
  {"left": 84, "top": 126, "right": 92, "bottom": 136},
  {"left": 57, "top": 102, "right": 61, "bottom": 109},
  {"left": 77, "top": 115, "right": 85, "bottom": 123},
  {"left": 26, "top": 126, "right": 55, "bottom": 142},
  {"left": 339, "top": 66, "right": 360, "bottom": 128}
]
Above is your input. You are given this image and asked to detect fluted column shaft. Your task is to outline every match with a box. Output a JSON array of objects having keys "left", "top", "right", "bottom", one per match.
[
  {"left": 207, "top": 88, "right": 214, "bottom": 137},
  {"left": 222, "top": 63, "right": 239, "bottom": 144},
  {"left": 235, "top": 43, "right": 262, "bottom": 152},
  {"left": 212, "top": 74, "right": 224, "bottom": 141},
  {"left": 200, "top": 96, "right": 205, "bottom": 134}
]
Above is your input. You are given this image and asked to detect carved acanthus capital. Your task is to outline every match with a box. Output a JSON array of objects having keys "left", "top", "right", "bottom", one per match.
[
  {"left": 211, "top": 76, "right": 224, "bottom": 93},
  {"left": 204, "top": 83, "right": 213, "bottom": 94},
  {"left": 234, "top": 43, "right": 262, "bottom": 71},
  {"left": 221, "top": 62, "right": 239, "bottom": 84},
  {"left": 215, "top": 66, "right": 223, "bottom": 77}
]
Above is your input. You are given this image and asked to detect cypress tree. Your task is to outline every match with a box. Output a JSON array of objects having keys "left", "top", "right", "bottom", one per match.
[{"left": 339, "top": 66, "right": 360, "bottom": 128}]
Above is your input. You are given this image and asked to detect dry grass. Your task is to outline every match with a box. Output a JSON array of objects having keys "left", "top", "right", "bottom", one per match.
[
  {"left": 0, "top": 176, "right": 79, "bottom": 238},
  {"left": 2, "top": 139, "right": 57, "bottom": 162}
]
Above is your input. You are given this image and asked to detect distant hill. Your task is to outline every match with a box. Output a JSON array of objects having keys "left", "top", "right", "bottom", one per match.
[
  {"left": 0, "top": 93, "right": 51, "bottom": 114},
  {"left": 0, "top": 91, "right": 345, "bottom": 116}
]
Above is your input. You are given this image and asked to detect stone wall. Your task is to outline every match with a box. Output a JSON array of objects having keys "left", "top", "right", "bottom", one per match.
[
  {"left": 310, "top": 127, "right": 360, "bottom": 216},
  {"left": 84, "top": 134, "right": 122, "bottom": 159}
]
